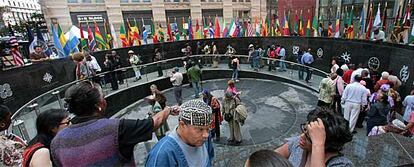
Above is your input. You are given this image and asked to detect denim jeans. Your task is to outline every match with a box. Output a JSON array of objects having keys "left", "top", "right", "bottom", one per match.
[
  {"left": 192, "top": 81, "right": 201, "bottom": 98},
  {"left": 279, "top": 60, "right": 287, "bottom": 71},
  {"left": 252, "top": 58, "right": 259, "bottom": 70},
  {"left": 298, "top": 66, "right": 304, "bottom": 80},
  {"left": 232, "top": 69, "right": 238, "bottom": 80}
]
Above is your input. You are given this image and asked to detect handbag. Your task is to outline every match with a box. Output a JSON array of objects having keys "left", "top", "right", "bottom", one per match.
[{"left": 224, "top": 112, "right": 233, "bottom": 122}]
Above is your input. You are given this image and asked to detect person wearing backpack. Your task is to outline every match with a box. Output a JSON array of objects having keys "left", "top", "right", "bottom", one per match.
[{"left": 222, "top": 91, "right": 242, "bottom": 146}]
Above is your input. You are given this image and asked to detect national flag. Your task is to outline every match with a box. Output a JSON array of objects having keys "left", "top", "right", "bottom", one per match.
[
  {"left": 293, "top": 12, "right": 299, "bottom": 34},
  {"left": 373, "top": 3, "right": 382, "bottom": 28},
  {"left": 167, "top": 18, "right": 173, "bottom": 41},
  {"left": 228, "top": 19, "right": 236, "bottom": 37},
  {"left": 208, "top": 21, "right": 214, "bottom": 38},
  {"left": 394, "top": 6, "right": 401, "bottom": 28},
  {"left": 119, "top": 23, "right": 128, "bottom": 47},
  {"left": 382, "top": 2, "right": 388, "bottom": 30},
  {"left": 104, "top": 19, "right": 112, "bottom": 49},
  {"left": 334, "top": 11, "right": 340, "bottom": 38},
  {"left": 203, "top": 17, "right": 208, "bottom": 38},
  {"left": 366, "top": 3, "right": 374, "bottom": 39},
  {"left": 188, "top": 16, "right": 193, "bottom": 40},
  {"left": 58, "top": 23, "right": 71, "bottom": 55},
  {"left": 151, "top": 19, "right": 158, "bottom": 44},
  {"left": 348, "top": 6, "right": 355, "bottom": 39},
  {"left": 195, "top": 19, "right": 202, "bottom": 39},
  {"left": 79, "top": 23, "right": 88, "bottom": 51},
  {"left": 283, "top": 12, "right": 290, "bottom": 36},
  {"left": 255, "top": 17, "right": 261, "bottom": 36},
  {"left": 181, "top": 17, "right": 186, "bottom": 37},
  {"left": 247, "top": 22, "right": 254, "bottom": 37},
  {"left": 27, "top": 24, "right": 36, "bottom": 53},
  {"left": 175, "top": 17, "right": 181, "bottom": 41},
  {"left": 214, "top": 17, "right": 220, "bottom": 38},
  {"left": 359, "top": 6, "right": 365, "bottom": 38},
  {"left": 312, "top": 14, "right": 318, "bottom": 37},
  {"left": 110, "top": 23, "right": 119, "bottom": 48},
  {"left": 51, "top": 24, "right": 65, "bottom": 58},
  {"left": 222, "top": 18, "right": 229, "bottom": 37},
  {"left": 158, "top": 24, "right": 165, "bottom": 42},
  {"left": 306, "top": 15, "right": 311, "bottom": 37},
  {"left": 67, "top": 29, "right": 80, "bottom": 54},
  {"left": 9, "top": 37, "right": 24, "bottom": 66},
  {"left": 275, "top": 16, "right": 282, "bottom": 36},
  {"left": 402, "top": 3, "right": 411, "bottom": 27},
  {"left": 132, "top": 18, "right": 141, "bottom": 45},
  {"left": 298, "top": 11, "right": 304, "bottom": 36},
  {"left": 94, "top": 21, "right": 107, "bottom": 50},
  {"left": 126, "top": 19, "right": 134, "bottom": 46}
]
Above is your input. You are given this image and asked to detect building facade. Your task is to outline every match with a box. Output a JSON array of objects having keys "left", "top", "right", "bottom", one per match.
[
  {"left": 0, "top": 0, "right": 41, "bottom": 27},
  {"left": 40, "top": 0, "right": 273, "bottom": 36},
  {"left": 316, "top": 0, "right": 413, "bottom": 36}
]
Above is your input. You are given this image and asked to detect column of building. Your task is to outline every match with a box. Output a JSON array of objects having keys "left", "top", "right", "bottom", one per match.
[
  {"left": 223, "top": 0, "right": 233, "bottom": 27},
  {"left": 151, "top": 0, "right": 167, "bottom": 28},
  {"left": 40, "top": 0, "right": 71, "bottom": 32},
  {"left": 190, "top": 0, "right": 202, "bottom": 29}
]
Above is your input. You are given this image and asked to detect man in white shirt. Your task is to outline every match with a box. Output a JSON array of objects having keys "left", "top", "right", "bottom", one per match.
[
  {"left": 170, "top": 67, "right": 184, "bottom": 105},
  {"left": 341, "top": 75, "right": 369, "bottom": 133}
]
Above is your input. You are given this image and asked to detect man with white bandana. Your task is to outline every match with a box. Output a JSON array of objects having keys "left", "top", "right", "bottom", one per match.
[{"left": 146, "top": 99, "right": 214, "bottom": 167}]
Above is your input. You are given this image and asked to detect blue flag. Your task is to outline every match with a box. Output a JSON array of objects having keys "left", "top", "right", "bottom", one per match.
[{"left": 51, "top": 24, "right": 65, "bottom": 58}]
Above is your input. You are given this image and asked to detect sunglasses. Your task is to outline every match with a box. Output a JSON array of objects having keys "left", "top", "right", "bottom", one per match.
[{"left": 300, "top": 123, "right": 312, "bottom": 144}]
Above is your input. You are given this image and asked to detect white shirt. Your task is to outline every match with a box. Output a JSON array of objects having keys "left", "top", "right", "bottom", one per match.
[
  {"left": 331, "top": 64, "right": 339, "bottom": 74},
  {"left": 170, "top": 72, "right": 183, "bottom": 86},
  {"left": 340, "top": 64, "right": 349, "bottom": 71},
  {"left": 350, "top": 68, "right": 363, "bottom": 83},
  {"left": 341, "top": 82, "right": 368, "bottom": 105},
  {"left": 90, "top": 56, "right": 101, "bottom": 72}
]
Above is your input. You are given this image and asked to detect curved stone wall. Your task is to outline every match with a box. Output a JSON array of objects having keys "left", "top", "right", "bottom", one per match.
[{"left": 2, "top": 37, "right": 414, "bottom": 113}]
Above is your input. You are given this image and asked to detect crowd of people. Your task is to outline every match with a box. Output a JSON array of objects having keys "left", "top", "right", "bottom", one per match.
[
  {"left": 2, "top": 41, "right": 414, "bottom": 167},
  {"left": 317, "top": 58, "right": 414, "bottom": 137}
]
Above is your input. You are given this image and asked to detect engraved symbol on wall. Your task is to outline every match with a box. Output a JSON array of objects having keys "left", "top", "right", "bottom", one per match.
[
  {"left": 400, "top": 65, "right": 410, "bottom": 83},
  {"left": 341, "top": 51, "right": 351, "bottom": 63},
  {"left": 292, "top": 46, "right": 300, "bottom": 55},
  {"left": 317, "top": 48, "right": 323, "bottom": 58},
  {"left": 0, "top": 83, "right": 13, "bottom": 99},
  {"left": 367, "top": 57, "right": 380, "bottom": 70},
  {"left": 43, "top": 73, "right": 53, "bottom": 83}
]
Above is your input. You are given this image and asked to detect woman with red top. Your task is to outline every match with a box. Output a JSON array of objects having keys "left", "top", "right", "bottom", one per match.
[{"left": 23, "top": 109, "right": 69, "bottom": 167}]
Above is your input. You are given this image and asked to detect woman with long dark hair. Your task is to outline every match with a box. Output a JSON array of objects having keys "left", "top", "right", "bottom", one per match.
[
  {"left": 23, "top": 109, "right": 69, "bottom": 167},
  {"left": 202, "top": 89, "right": 222, "bottom": 141}
]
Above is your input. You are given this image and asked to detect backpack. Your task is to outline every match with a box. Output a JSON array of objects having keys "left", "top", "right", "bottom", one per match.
[{"left": 235, "top": 101, "right": 248, "bottom": 125}]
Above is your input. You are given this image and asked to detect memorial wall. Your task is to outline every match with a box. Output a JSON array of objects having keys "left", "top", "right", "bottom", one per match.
[{"left": 1, "top": 37, "right": 413, "bottom": 113}]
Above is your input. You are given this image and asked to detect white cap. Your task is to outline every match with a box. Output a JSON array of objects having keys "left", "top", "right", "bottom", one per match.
[{"left": 128, "top": 50, "right": 134, "bottom": 54}]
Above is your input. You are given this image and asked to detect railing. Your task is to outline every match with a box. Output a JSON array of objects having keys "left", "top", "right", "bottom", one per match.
[{"left": 11, "top": 54, "right": 329, "bottom": 141}]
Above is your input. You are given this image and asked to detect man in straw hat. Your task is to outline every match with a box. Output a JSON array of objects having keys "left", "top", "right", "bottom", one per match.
[{"left": 146, "top": 99, "right": 214, "bottom": 167}]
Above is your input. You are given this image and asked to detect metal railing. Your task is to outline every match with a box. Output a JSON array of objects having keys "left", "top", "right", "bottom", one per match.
[{"left": 11, "top": 54, "right": 329, "bottom": 141}]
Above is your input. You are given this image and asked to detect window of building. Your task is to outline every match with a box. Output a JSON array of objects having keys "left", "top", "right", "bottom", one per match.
[
  {"left": 245, "top": 0, "right": 249, "bottom": 2},
  {"left": 232, "top": 0, "right": 236, "bottom": 2},
  {"left": 143, "top": 0, "right": 150, "bottom": 2},
  {"left": 120, "top": 0, "right": 128, "bottom": 3},
  {"left": 95, "top": 0, "right": 105, "bottom": 3},
  {"left": 67, "top": 0, "right": 78, "bottom": 3},
  {"left": 201, "top": 0, "right": 206, "bottom": 2},
  {"left": 82, "top": 0, "right": 92, "bottom": 3},
  {"left": 183, "top": 0, "right": 189, "bottom": 2},
  {"left": 131, "top": 0, "right": 139, "bottom": 2},
  {"left": 173, "top": 0, "right": 179, "bottom": 2},
  {"left": 209, "top": 0, "right": 214, "bottom": 2},
  {"left": 238, "top": 0, "right": 243, "bottom": 2}
]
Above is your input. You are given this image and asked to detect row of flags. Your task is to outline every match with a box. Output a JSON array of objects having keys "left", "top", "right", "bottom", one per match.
[{"left": 26, "top": 3, "right": 414, "bottom": 59}]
